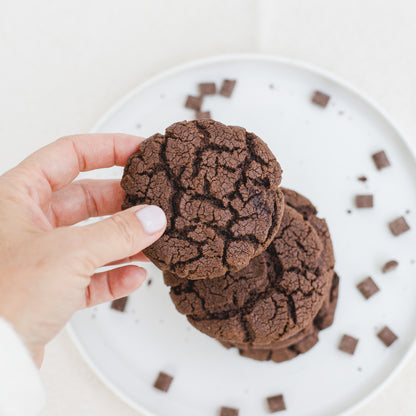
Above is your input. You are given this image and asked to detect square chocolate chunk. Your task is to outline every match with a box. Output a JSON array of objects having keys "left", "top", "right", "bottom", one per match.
[
  {"left": 220, "top": 406, "right": 239, "bottom": 416},
  {"left": 389, "top": 216, "right": 410, "bottom": 236},
  {"left": 195, "top": 111, "right": 211, "bottom": 120},
  {"left": 220, "top": 79, "right": 237, "bottom": 97},
  {"left": 382, "top": 260, "right": 399, "bottom": 273},
  {"left": 357, "top": 277, "right": 380, "bottom": 299},
  {"left": 153, "top": 371, "right": 173, "bottom": 392},
  {"left": 267, "top": 394, "right": 286, "bottom": 413},
  {"left": 372, "top": 150, "right": 390, "bottom": 170},
  {"left": 185, "top": 95, "right": 203, "bottom": 111},
  {"left": 111, "top": 296, "right": 128, "bottom": 312},
  {"left": 355, "top": 194, "right": 374, "bottom": 208},
  {"left": 377, "top": 326, "right": 398, "bottom": 347},
  {"left": 311, "top": 91, "right": 330, "bottom": 108},
  {"left": 198, "top": 82, "right": 216, "bottom": 95},
  {"left": 339, "top": 334, "right": 359, "bottom": 355}
]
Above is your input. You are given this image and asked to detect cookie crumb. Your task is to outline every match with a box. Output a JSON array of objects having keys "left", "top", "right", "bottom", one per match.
[
  {"left": 147, "top": 278, "right": 152, "bottom": 286},
  {"left": 339, "top": 334, "right": 358, "bottom": 355},
  {"left": 357, "top": 277, "right": 380, "bottom": 299},
  {"left": 389, "top": 216, "right": 410, "bottom": 236},
  {"left": 153, "top": 371, "right": 173, "bottom": 392},
  {"left": 111, "top": 296, "right": 128, "bottom": 312},
  {"left": 382, "top": 260, "right": 399, "bottom": 273},
  {"left": 377, "top": 326, "right": 398, "bottom": 347},
  {"left": 311, "top": 91, "right": 330, "bottom": 108},
  {"left": 372, "top": 150, "right": 390, "bottom": 170},
  {"left": 357, "top": 176, "right": 367, "bottom": 182},
  {"left": 346, "top": 209, "right": 352, "bottom": 214},
  {"left": 219, "top": 80, "right": 237, "bottom": 97}
]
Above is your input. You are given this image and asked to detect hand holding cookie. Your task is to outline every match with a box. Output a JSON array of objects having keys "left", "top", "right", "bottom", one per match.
[{"left": 0, "top": 134, "right": 166, "bottom": 366}]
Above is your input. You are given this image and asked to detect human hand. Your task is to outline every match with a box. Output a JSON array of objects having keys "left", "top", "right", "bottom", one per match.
[{"left": 0, "top": 134, "right": 166, "bottom": 367}]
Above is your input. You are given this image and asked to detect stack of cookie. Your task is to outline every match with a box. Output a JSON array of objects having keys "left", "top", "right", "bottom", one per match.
[{"left": 121, "top": 120, "right": 339, "bottom": 362}]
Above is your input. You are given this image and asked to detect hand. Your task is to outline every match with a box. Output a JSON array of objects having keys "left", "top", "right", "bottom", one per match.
[{"left": 0, "top": 134, "right": 166, "bottom": 367}]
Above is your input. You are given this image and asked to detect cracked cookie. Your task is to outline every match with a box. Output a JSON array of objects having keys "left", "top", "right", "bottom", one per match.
[
  {"left": 164, "top": 188, "right": 336, "bottom": 346},
  {"left": 220, "top": 272, "right": 339, "bottom": 362},
  {"left": 121, "top": 120, "right": 284, "bottom": 279}
]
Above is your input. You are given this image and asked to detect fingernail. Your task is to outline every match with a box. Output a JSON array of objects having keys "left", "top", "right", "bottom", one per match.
[{"left": 135, "top": 205, "right": 166, "bottom": 235}]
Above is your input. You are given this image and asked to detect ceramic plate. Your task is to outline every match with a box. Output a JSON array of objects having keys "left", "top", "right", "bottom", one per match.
[{"left": 68, "top": 55, "right": 416, "bottom": 416}]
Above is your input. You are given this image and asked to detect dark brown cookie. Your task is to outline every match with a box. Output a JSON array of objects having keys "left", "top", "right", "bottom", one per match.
[
  {"left": 121, "top": 120, "right": 284, "bottom": 279},
  {"left": 165, "top": 188, "right": 335, "bottom": 345},
  {"left": 221, "top": 271, "right": 339, "bottom": 363}
]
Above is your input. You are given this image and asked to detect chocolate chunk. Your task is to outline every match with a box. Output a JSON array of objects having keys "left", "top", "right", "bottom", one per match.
[
  {"left": 195, "top": 111, "right": 211, "bottom": 120},
  {"left": 185, "top": 95, "right": 203, "bottom": 111},
  {"left": 339, "top": 334, "right": 358, "bottom": 355},
  {"left": 357, "top": 277, "right": 379, "bottom": 299},
  {"left": 355, "top": 194, "right": 373, "bottom": 208},
  {"left": 372, "top": 150, "right": 390, "bottom": 170},
  {"left": 153, "top": 371, "right": 173, "bottom": 392},
  {"left": 111, "top": 296, "right": 128, "bottom": 312},
  {"left": 311, "top": 91, "right": 330, "bottom": 108},
  {"left": 377, "top": 326, "right": 398, "bottom": 347},
  {"left": 382, "top": 260, "right": 399, "bottom": 273},
  {"left": 358, "top": 176, "right": 367, "bottom": 182},
  {"left": 267, "top": 394, "right": 286, "bottom": 413},
  {"left": 219, "top": 407, "right": 239, "bottom": 416},
  {"left": 220, "top": 79, "right": 237, "bottom": 97},
  {"left": 389, "top": 216, "right": 410, "bottom": 236},
  {"left": 198, "top": 82, "right": 216, "bottom": 95}
]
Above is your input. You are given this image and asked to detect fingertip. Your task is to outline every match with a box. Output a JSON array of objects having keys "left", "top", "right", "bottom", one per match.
[{"left": 120, "top": 265, "right": 147, "bottom": 291}]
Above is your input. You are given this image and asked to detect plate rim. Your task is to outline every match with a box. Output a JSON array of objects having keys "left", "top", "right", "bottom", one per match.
[{"left": 67, "top": 53, "right": 416, "bottom": 416}]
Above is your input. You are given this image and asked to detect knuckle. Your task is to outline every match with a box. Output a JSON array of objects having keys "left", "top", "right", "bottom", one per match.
[
  {"left": 61, "top": 229, "right": 97, "bottom": 274},
  {"left": 110, "top": 214, "right": 137, "bottom": 251}
]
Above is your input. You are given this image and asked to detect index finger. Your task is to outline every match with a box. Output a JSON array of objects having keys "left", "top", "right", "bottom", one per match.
[{"left": 10, "top": 133, "right": 143, "bottom": 205}]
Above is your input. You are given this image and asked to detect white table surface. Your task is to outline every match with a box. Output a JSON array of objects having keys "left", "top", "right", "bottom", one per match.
[{"left": 1, "top": 0, "right": 415, "bottom": 414}]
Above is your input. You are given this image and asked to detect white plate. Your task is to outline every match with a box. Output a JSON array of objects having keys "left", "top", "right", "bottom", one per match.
[{"left": 68, "top": 54, "right": 416, "bottom": 416}]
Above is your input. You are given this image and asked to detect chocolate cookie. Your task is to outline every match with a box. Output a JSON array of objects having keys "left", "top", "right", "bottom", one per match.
[
  {"left": 221, "top": 272, "right": 339, "bottom": 362},
  {"left": 121, "top": 120, "right": 284, "bottom": 279},
  {"left": 164, "top": 188, "right": 335, "bottom": 345}
]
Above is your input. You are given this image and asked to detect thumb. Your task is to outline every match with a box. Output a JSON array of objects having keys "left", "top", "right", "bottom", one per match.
[{"left": 71, "top": 205, "right": 166, "bottom": 268}]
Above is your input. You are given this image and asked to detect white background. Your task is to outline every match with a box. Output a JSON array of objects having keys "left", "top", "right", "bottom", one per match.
[{"left": 1, "top": 1, "right": 416, "bottom": 415}]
